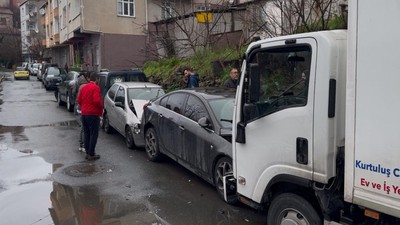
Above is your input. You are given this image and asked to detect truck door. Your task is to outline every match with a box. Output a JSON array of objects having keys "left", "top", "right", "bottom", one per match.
[{"left": 235, "top": 39, "right": 316, "bottom": 202}]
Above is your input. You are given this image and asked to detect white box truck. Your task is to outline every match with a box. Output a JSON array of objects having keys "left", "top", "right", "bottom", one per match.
[{"left": 224, "top": 0, "right": 400, "bottom": 224}]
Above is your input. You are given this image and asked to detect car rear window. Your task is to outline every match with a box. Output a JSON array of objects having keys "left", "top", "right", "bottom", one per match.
[
  {"left": 128, "top": 88, "right": 165, "bottom": 101},
  {"left": 127, "top": 73, "right": 147, "bottom": 82},
  {"left": 48, "top": 67, "right": 61, "bottom": 75}
]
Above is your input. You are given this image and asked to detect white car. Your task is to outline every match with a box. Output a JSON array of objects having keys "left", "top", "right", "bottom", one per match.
[{"left": 103, "top": 82, "right": 165, "bottom": 149}]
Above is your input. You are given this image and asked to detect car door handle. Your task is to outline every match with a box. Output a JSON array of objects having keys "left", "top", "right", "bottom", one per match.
[{"left": 179, "top": 125, "right": 185, "bottom": 130}]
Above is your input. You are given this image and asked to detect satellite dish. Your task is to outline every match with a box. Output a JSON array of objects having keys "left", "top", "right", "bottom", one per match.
[{"left": 39, "top": 8, "right": 45, "bottom": 15}]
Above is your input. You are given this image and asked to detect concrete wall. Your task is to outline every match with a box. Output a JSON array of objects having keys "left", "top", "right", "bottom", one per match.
[
  {"left": 81, "top": 0, "right": 146, "bottom": 35},
  {"left": 101, "top": 33, "right": 147, "bottom": 70}
]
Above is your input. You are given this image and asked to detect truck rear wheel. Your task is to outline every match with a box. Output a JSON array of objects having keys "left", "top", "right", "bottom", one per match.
[{"left": 267, "top": 193, "right": 321, "bottom": 225}]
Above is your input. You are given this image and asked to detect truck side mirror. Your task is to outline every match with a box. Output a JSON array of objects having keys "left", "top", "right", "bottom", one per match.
[{"left": 248, "top": 63, "right": 260, "bottom": 103}]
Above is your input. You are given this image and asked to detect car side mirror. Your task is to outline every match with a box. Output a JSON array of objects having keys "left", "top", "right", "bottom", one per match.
[
  {"left": 115, "top": 102, "right": 124, "bottom": 108},
  {"left": 198, "top": 117, "right": 212, "bottom": 129}
]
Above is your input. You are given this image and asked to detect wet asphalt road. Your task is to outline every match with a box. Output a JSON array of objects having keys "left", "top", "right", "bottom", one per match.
[{"left": 0, "top": 72, "right": 266, "bottom": 225}]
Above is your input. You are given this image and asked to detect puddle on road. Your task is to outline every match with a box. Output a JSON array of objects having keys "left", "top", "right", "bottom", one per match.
[
  {"left": 0, "top": 120, "right": 79, "bottom": 143},
  {"left": 0, "top": 146, "right": 55, "bottom": 225},
  {"left": 0, "top": 145, "right": 264, "bottom": 225},
  {"left": 0, "top": 125, "right": 28, "bottom": 142}
]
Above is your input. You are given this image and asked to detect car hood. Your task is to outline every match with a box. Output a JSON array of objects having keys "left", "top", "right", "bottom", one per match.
[{"left": 130, "top": 99, "right": 149, "bottom": 121}]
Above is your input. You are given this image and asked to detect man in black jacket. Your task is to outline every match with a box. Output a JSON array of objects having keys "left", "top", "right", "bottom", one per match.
[{"left": 224, "top": 68, "right": 239, "bottom": 88}]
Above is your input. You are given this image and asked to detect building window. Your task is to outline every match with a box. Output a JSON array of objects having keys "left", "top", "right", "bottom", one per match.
[
  {"left": 117, "top": 0, "right": 135, "bottom": 17},
  {"left": 62, "top": 7, "right": 66, "bottom": 28},
  {"left": 0, "top": 18, "right": 6, "bottom": 26},
  {"left": 161, "top": 1, "right": 174, "bottom": 20}
]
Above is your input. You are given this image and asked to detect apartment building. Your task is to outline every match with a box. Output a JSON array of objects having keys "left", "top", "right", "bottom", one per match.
[
  {"left": 19, "top": 0, "right": 46, "bottom": 62},
  {"left": 45, "top": 0, "right": 152, "bottom": 71},
  {"left": 41, "top": 0, "right": 255, "bottom": 70}
]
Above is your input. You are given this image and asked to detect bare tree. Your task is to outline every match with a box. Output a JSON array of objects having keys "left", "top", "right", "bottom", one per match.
[
  {"left": 0, "top": 26, "right": 22, "bottom": 66},
  {"left": 146, "top": 0, "right": 240, "bottom": 59},
  {"left": 244, "top": 0, "right": 344, "bottom": 38},
  {"left": 23, "top": 31, "right": 47, "bottom": 61}
]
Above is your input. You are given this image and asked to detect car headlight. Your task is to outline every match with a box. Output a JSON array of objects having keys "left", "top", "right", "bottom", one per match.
[{"left": 133, "top": 124, "right": 141, "bottom": 134}]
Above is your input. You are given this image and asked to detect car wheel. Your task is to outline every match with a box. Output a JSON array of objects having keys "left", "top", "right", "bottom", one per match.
[
  {"left": 103, "top": 113, "right": 114, "bottom": 134},
  {"left": 145, "top": 127, "right": 162, "bottom": 162},
  {"left": 66, "top": 94, "right": 74, "bottom": 112},
  {"left": 267, "top": 193, "right": 322, "bottom": 225},
  {"left": 57, "top": 91, "right": 65, "bottom": 106},
  {"left": 214, "top": 157, "right": 237, "bottom": 204},
  {"left": 125, "top": 127, "right": 135, "bottom": 149}
]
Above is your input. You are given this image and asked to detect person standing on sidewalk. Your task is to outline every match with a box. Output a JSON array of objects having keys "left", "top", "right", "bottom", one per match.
[{"left": 77, "top": 71, "right": 103, "bottom": 161}]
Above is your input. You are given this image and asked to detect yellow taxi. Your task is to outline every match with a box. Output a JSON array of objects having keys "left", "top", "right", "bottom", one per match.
[{"left": 14, "top": 66, "right": 30, "bottom": 80}]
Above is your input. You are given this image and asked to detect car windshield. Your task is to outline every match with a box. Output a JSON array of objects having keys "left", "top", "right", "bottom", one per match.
[
  {"left": 208, "top": 98, "right": 235, "bottom": 129},
  {"left": 48, "top": 67, "right": 62, "bottom": 75},
  {"left": 127, "top": 88, "right": 164, "bottom": 101},
  {"left": 16, "top": 67, "right": 25, "bottom": 71}
]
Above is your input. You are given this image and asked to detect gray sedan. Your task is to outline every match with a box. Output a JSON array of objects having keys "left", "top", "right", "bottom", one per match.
[{"left": 142, "top": 88, "right": 236, "bottom": 203}]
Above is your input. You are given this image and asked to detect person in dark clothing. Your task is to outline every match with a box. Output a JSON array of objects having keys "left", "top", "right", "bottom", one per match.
[
  {"left": 224, "top": 68, "right": 239, "bottom": 88},
  {"left": 183, "top": 67, "right": 200, "bottom": 88},
  {"left": 77, "top": 71, "right": 103, "bottom": 161},
  {"left": 76, "top": 71, "right": 89, "bottom": 153}
]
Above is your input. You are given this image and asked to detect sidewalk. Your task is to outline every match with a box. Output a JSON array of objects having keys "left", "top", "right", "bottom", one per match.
[{"left": 0, "top": 69, "right": 13, "bottom": 83}]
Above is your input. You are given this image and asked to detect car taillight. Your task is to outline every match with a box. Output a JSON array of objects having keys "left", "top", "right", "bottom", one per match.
[{"left": 143, "top": 102, "right": 150, "bottom": 110}]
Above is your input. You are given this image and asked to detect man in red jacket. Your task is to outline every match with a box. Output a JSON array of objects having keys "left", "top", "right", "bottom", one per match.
[{"left": 77, "top": 71, "right": 104, "bottom": 161}]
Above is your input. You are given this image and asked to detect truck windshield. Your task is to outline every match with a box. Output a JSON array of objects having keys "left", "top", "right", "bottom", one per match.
[{"left": 247, "top": 45, "right": 312, "bottom": 118}]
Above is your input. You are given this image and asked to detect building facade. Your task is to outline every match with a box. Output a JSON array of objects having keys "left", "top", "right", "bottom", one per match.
[{"left": 43, "top": 0, "right": 153, "bottom": 71}]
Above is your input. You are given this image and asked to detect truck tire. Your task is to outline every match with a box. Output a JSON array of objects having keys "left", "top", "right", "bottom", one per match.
[{"left": 267, "top": 193, "right": 322, "bottom": 225}]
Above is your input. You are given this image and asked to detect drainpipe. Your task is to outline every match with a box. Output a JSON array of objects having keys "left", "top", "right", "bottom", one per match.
[{"left": 145, "top": 0, "right": 149, "bottom": 60}]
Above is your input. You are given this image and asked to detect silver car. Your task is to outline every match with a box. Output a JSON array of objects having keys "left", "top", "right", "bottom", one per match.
[{"left": 103, "top": 82, "right": 165, "bottom": 149}]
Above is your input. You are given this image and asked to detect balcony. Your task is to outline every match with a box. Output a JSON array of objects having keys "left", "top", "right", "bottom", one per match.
[{"left": 29, "top": 11, "right": 37, "bottom": 18}]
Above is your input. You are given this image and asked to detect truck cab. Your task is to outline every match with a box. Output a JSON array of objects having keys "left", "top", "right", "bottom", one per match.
[
  {"left": 226, "top": 0, "right": 400, "bottom": 224},
  {"left": 229, "top": 31, "right": 347, "bottom": 223}
]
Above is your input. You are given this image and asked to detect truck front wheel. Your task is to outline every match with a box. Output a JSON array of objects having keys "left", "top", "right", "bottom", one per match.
[{"left": 267, "top": 193, "right": 322, "bottom": 225}]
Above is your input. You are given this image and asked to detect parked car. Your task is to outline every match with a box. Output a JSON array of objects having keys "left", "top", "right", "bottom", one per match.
[
  {"left": 141, "top": 88, "right": 236, "bottom": 203},
  {"left": 56, "top": 71, "right": 80, "bottom": 112},
  {"left": 97, "top": 70, "right": 148, "bottom": 100},
  {"left": 14, "top": 66, "right": 30, "bottom": 80},
  {"left": 43, "top": 66, "right": 66, "bottom": 90},
  {"left": 38, "top": 63, "right": 58, "bottom": 81},
  {"left": 29, "top": 63, "right": 40, "bottom": 76},
  {"left": 104, "top": 82, "right": 165, "bottom": 149}
]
